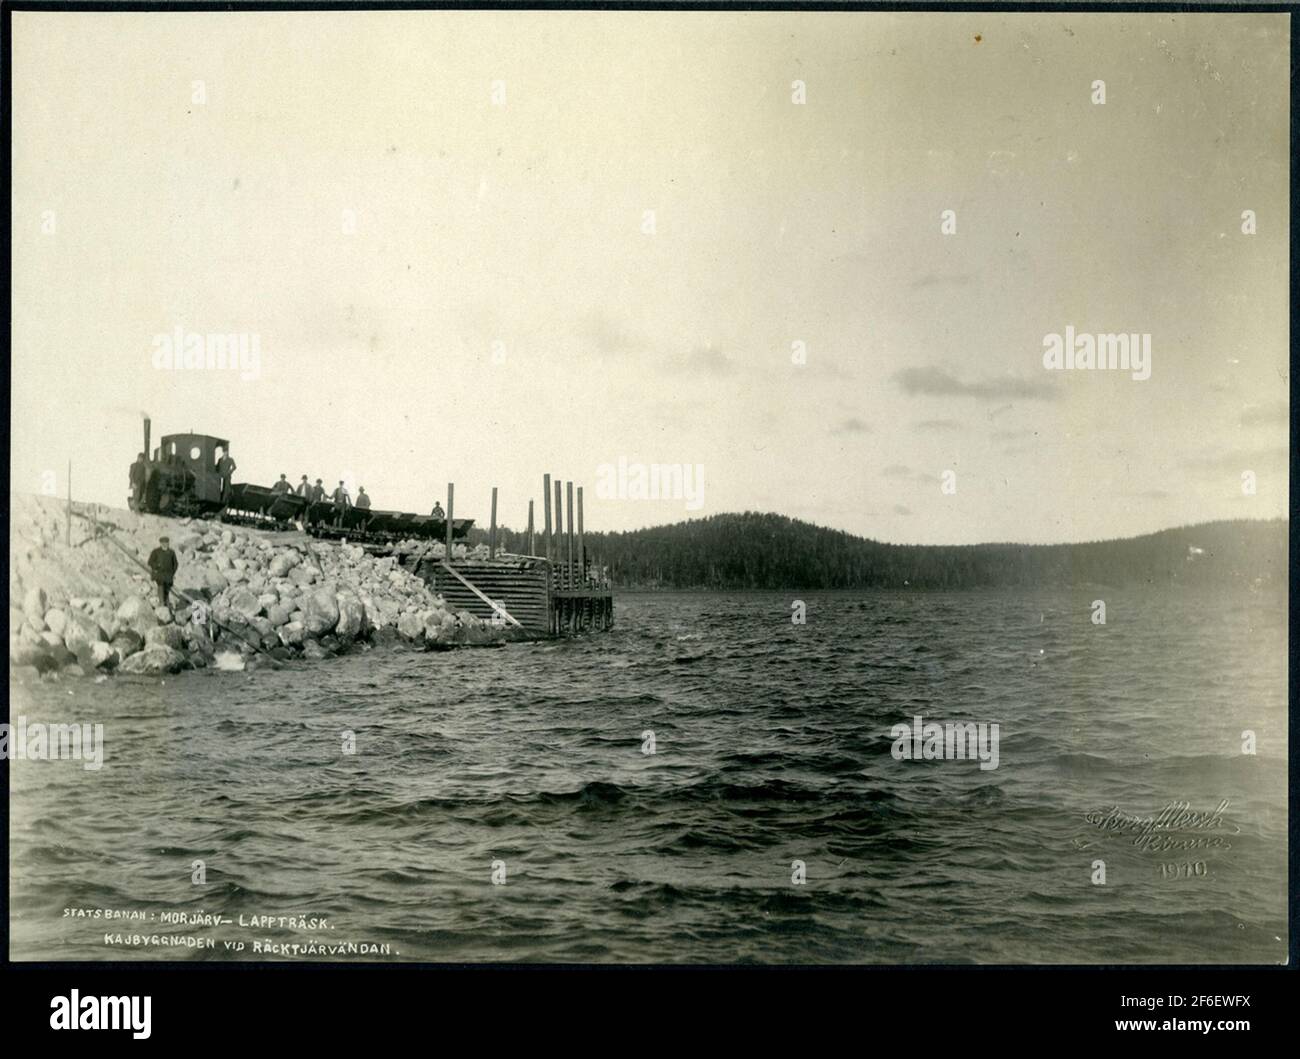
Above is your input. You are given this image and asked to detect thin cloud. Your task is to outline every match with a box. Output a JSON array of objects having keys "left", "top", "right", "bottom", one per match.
[
  {"left": 895, "top": 367, "right": 1058, "bottom": 401},
  {"left": 910, "top": 273, "right": 975, "bottom": 289},
  {"left": 581, "top": 312, "right": 643, "bottom": 357},
  {"left": 1181, "top": 446, "right": 1288, "bottom": 473},
  {"left": 669, "top": 345, "right": 737, "bottom": 376},
  {"left": 833, "top": 417, "right": 872, "bottom": 435},
  {"left": 1240, "top": 401, "right": 1289, "bottom": 427}
]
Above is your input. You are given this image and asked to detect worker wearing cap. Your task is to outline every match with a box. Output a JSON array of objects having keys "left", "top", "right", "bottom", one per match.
[
  {"left": 271, "top": 473, "right": 292, "bottom": 495},
  {"left": 215, "top": 447, "right": 236, "bottom": 505},
  {"left": 331, "top": 481, "right": 351, "bottom": 527},
  {"left": 148, "top": 535, "right": 179, "bottom": 607},
  {"left": 128, "top": 452, "right": 148, "bottom": 511}
]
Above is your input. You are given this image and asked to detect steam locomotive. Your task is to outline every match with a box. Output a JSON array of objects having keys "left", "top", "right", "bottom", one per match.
[{"left": 131, "top": 419, "right": 473, "bottom": 543}]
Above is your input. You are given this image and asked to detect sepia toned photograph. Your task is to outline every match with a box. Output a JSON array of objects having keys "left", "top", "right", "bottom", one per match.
[{"left": 5, "top": 2, "right": 1290, "bottom": 980}]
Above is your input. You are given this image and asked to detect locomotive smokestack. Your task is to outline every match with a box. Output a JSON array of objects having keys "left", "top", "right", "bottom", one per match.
[{"left": 143, "top": 416, "right": 151, "bottom": 460}]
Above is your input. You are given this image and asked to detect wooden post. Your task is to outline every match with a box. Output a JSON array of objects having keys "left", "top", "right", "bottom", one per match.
[
  {"left": 527, "top": 500, "right": 535, "bottom": 556},
  {"left": 489, "top": 486, "right": 498, "bottom": 560},
  {"left": 66, "top": 460, "right": 72, "bottom": 547},
  {"left": 445, "top": 483, "right": 454, "bottom": 561},
  {"left": 553, "top": 477, "right": 564, "bottom": 588},
  {"left": 577, "top": 486, "right": 585, "bottom": 586},
  {"left": 565, "top": 481, "right": 574, "bottom": 594},
  {"left": 543, "top": 474, "right": 552, "bottom": 563}
]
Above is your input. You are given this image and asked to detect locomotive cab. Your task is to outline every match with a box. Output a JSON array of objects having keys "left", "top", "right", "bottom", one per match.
[{"left": 144, "top": 432, "right": 230, "bottom": 516}]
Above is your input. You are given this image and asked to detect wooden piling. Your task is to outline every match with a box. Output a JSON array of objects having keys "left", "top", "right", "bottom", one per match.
[
  {"left": 445, "top": 483, "right": 454, "bottom": 560},
  {"left": 553, "top": 478, "right": 564, "bottom": 588},
  {"left": 565, "top": 481, "right": 574, "bottom": 593},
  {"left": 489, "top": 486, "right": 498, "bottom": 560},
  {"left": 543, "top": 474, "right": 552, "bottom": 562},
  {"left": 576, "top": 486, "right": 585, "bottom": 586},
  {"left": 527, "top": 500, "right": 535, "bottom": 556},
  {"left": 66, "top": 460, "right": 72, "bottom": 548}
]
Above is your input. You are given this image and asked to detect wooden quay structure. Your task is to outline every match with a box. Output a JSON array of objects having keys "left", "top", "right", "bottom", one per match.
[{"left": 409, "top": 474, "right": 613, "bottom": 637}]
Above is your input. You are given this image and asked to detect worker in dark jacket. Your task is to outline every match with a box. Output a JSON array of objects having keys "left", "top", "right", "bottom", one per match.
[
  {"left": 128, "top": 453, "right": 148, "bottom": 511},
  {"left": 310, "top": 479, "right": 325, "bottom": 503},
  {"left": 355, "top": 487, "right": 371, "bottom": 510},
  {"left": 331, "top": 481, "right": 351, "bottom": 527},
  {"left": 148, "top": 535, "right": 179, "bottom": 607},
  {"left": 216, "top": 449, "right": 237, "bottom": 505},
  {"left": 430, "top": 501, "right": 445, "bottom": 520},
  {"left": 271, "top": 473, "right": 291, "bottom": 494}
]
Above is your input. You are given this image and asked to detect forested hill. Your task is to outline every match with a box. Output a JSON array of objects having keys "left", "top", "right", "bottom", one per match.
[{"left": 471, "top": 514, "right": 1288, "bottom": 590}]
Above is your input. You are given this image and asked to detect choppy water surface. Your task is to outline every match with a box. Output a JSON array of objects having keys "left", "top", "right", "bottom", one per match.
[{"left": 9, "top": 588, "right": 1288, "bottom": 963}]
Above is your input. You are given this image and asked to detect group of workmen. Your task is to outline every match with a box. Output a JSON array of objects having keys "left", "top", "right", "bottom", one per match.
[
  {"left": 129, "top": 443, "right": 451, "bottom": 530},
  {"left": 269, "top": 474, "right": 370, "bottom": 527},
  {"left": 268, "top": 474, "right": 448, "bottom": 522}
]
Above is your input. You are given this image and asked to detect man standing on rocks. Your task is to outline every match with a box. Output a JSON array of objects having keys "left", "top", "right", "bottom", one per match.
[
  {"left": 148, "top": 535, "right": 179, "bottom": 607},
  {"left": 128, "top": 452, "right": 148, "bottom": 511},
  {"left": 216, "top": 447, "right": 237, "bottom": 505},
  {"left": 331, "top": 480, "right": 351, "bottom": 527}
]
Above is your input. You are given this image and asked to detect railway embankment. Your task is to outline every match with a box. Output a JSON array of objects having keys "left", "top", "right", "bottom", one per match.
[{"left": 9, "top": 493, "right": 513, "bottom": 681}]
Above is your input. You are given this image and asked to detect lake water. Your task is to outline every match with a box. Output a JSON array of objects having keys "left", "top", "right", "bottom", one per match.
[{"left": 8, "top": 587, "right": 1288, "bottom": 963}]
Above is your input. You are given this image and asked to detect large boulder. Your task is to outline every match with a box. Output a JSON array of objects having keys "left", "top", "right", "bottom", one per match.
[
  {"left": 10, "top": 641, "right": 51, "bottom": 667},
  {"left": 63, "top": 610, "right": 106, "bottom": 655},
  {"left": 278, "top": 621, "right": 305, "bottom": 648},
  {"left": 87, "top": 641, "right": 119, "bottom": 670},
  {"left": 176, "top": 564, "right": 228, "bottom": 597},
  {"left": 302, "top": 586, "right": 339, "bottom": 637},
  {"left": 265, "top": 603, "right": 293, "bottom": 628},
  {"left": 22, "top": 586, "right": 47, "bottom": 623},
  {"left": 423, "top": 611, "right": 447, "bottom": 642},
  {"left": 44, "top": 608, "right": 68, "bottom": 638},
  {"left": 227, "top": 586, "right": 262, "bottom": 621},
  {"left": 110, "top": 629, "right": 145, "bottom": 659},
  {"left": 172, "top": 532, "right": 204, "bottom": 554},
  {"left": 184, "top": 625, "right": 216, "bottom": 661},
  {"left": 268, "top": 552, "right": 300, "bottom": 578},
  {"left": 368, "top": 597, "right": 401, "bottom": 629},
  {"left": 117, "top": 645, "right": 187, "bottom": 675},
  {"left": 301, "top": 638, "right": 330, "bottom": 660},
  {"left": 335, "top": 594, "right": 366, "bottom": 640},
  {"left": 116, "top": 596, "right": 158, "bottom": 638},
  {"left": 145, "top": 624, "right": 186, "bottom": 651},
  {"left": 288, "top": 565, "right": 316, "bottom": 588},
  {"left": 397, "top": 610, "right": 424, "bottom": 642}
]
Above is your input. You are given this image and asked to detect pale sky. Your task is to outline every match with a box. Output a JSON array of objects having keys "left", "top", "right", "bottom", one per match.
[{"left": 10, "top": 10, "right": 1290, "bottom": 544}]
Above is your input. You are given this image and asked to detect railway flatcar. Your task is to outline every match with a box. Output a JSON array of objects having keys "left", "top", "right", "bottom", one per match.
[{"left": 130, "top": 419, "right": 473, "bottom": 542}]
